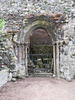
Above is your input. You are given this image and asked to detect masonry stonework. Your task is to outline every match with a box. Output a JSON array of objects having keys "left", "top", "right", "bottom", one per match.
[{"left": 0, "top": 0, "right": 75, "bottom": 86}]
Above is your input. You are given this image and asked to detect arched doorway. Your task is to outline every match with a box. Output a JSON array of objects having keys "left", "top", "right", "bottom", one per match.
[
  {"left": 15, "top": 15, "right": 59, "bottom": 77},
  {"left": 26, "top": 28, "right": 55, "bottom": 76}
]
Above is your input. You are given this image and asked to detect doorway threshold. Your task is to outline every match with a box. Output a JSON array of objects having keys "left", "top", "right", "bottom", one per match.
[{"left": 29, "top": 73, "right": 53, "bottom": 77}]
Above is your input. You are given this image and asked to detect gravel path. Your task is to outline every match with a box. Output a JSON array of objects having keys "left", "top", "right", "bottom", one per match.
[{"left": 0, "top": 77, "right": 75, "bottom": 100}]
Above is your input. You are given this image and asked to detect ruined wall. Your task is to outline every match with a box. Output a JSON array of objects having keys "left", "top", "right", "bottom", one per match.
[
  {"left": 60, "top": 18, "right": 75, "bottom": 81},
  {"left": 0, "top": 0, "right": 75, "bottom": 83}
]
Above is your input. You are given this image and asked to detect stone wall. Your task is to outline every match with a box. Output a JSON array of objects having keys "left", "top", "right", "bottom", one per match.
[
  {"left": 0, "top": 0, "right": 75, "bottom": 83},
  {"left": 0, "top": 69, "right": 9, "bottom": 87},
  {"left": 59, "top": 18, "right": 75, "bottom": 81},
  {"left": 60, "top": 43, "right": 75, "bottom": 81},
  {"left": 69, "top": 44, "right": 75, "bottom": 79}
]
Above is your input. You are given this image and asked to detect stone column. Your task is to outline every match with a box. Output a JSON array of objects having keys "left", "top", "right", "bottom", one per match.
[
  {"left": 17, "top": 44, "right": 19, "bottom": 63},
  {"left": 14, "top": 44, "right": 18, "bottom": 65},
  {"left": 21, "top": 44, "right": 23, "bottom": 62},
  {"left": 53, "top": 44, "right": 56, "bottom": 75},
  {"left": 56, "top": 42, "right": 60, "bottom": 78},
  {"left": 25, "top": 44, "right": 28, "bottom": 76},
  {"left": 22, "top": 45, "right": 25, "bottom": 65},
  {"left": 19, "top": 44, "right": 22, "bottom": 64}
]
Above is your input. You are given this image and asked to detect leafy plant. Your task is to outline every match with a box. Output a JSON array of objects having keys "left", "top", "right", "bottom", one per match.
[
  {"left": 0, "top": 19, "right": 5, "bottom": 28},
  {"left": 0, "top": 19, "right": 5, "bottom": 41}
]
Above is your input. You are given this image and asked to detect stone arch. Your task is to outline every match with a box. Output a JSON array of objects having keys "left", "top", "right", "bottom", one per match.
[
  {"left": 21, "top": 16, "right": 59, "bottom": 76},
  {"left": 15, "top": 15, "right": 64, "bottom": 77},
  {"left": 18, "top": 15, "right": 59, "bottom": 43},
  {"left": 25, "top": 25, "right": 53, "bottom": 42}
]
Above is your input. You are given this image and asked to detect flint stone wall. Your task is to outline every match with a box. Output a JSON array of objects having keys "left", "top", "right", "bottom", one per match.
[{"left": 0, "top": 0, "right": 75, "bottom": 83}]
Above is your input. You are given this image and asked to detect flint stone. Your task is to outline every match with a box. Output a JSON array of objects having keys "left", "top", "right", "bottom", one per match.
[{"left": 11, "top": 78, "right": 16, "bottom": 82}]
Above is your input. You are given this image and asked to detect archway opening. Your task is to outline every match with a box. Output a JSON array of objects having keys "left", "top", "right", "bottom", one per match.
[{"left": 27, "top": 28, "right": 54, "bottom": 76}]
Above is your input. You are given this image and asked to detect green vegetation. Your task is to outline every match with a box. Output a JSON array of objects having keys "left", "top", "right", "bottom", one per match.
[
  {"left": 0, "top": 19, "right": 5, "bottom": 28},
  {"left": 0, "top": 19, "right": 5, "bottom": 41}
]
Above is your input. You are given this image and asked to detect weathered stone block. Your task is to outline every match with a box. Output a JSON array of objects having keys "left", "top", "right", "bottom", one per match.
[{"left": 0, "top": 69, "right": 9, "bottom": 87}]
